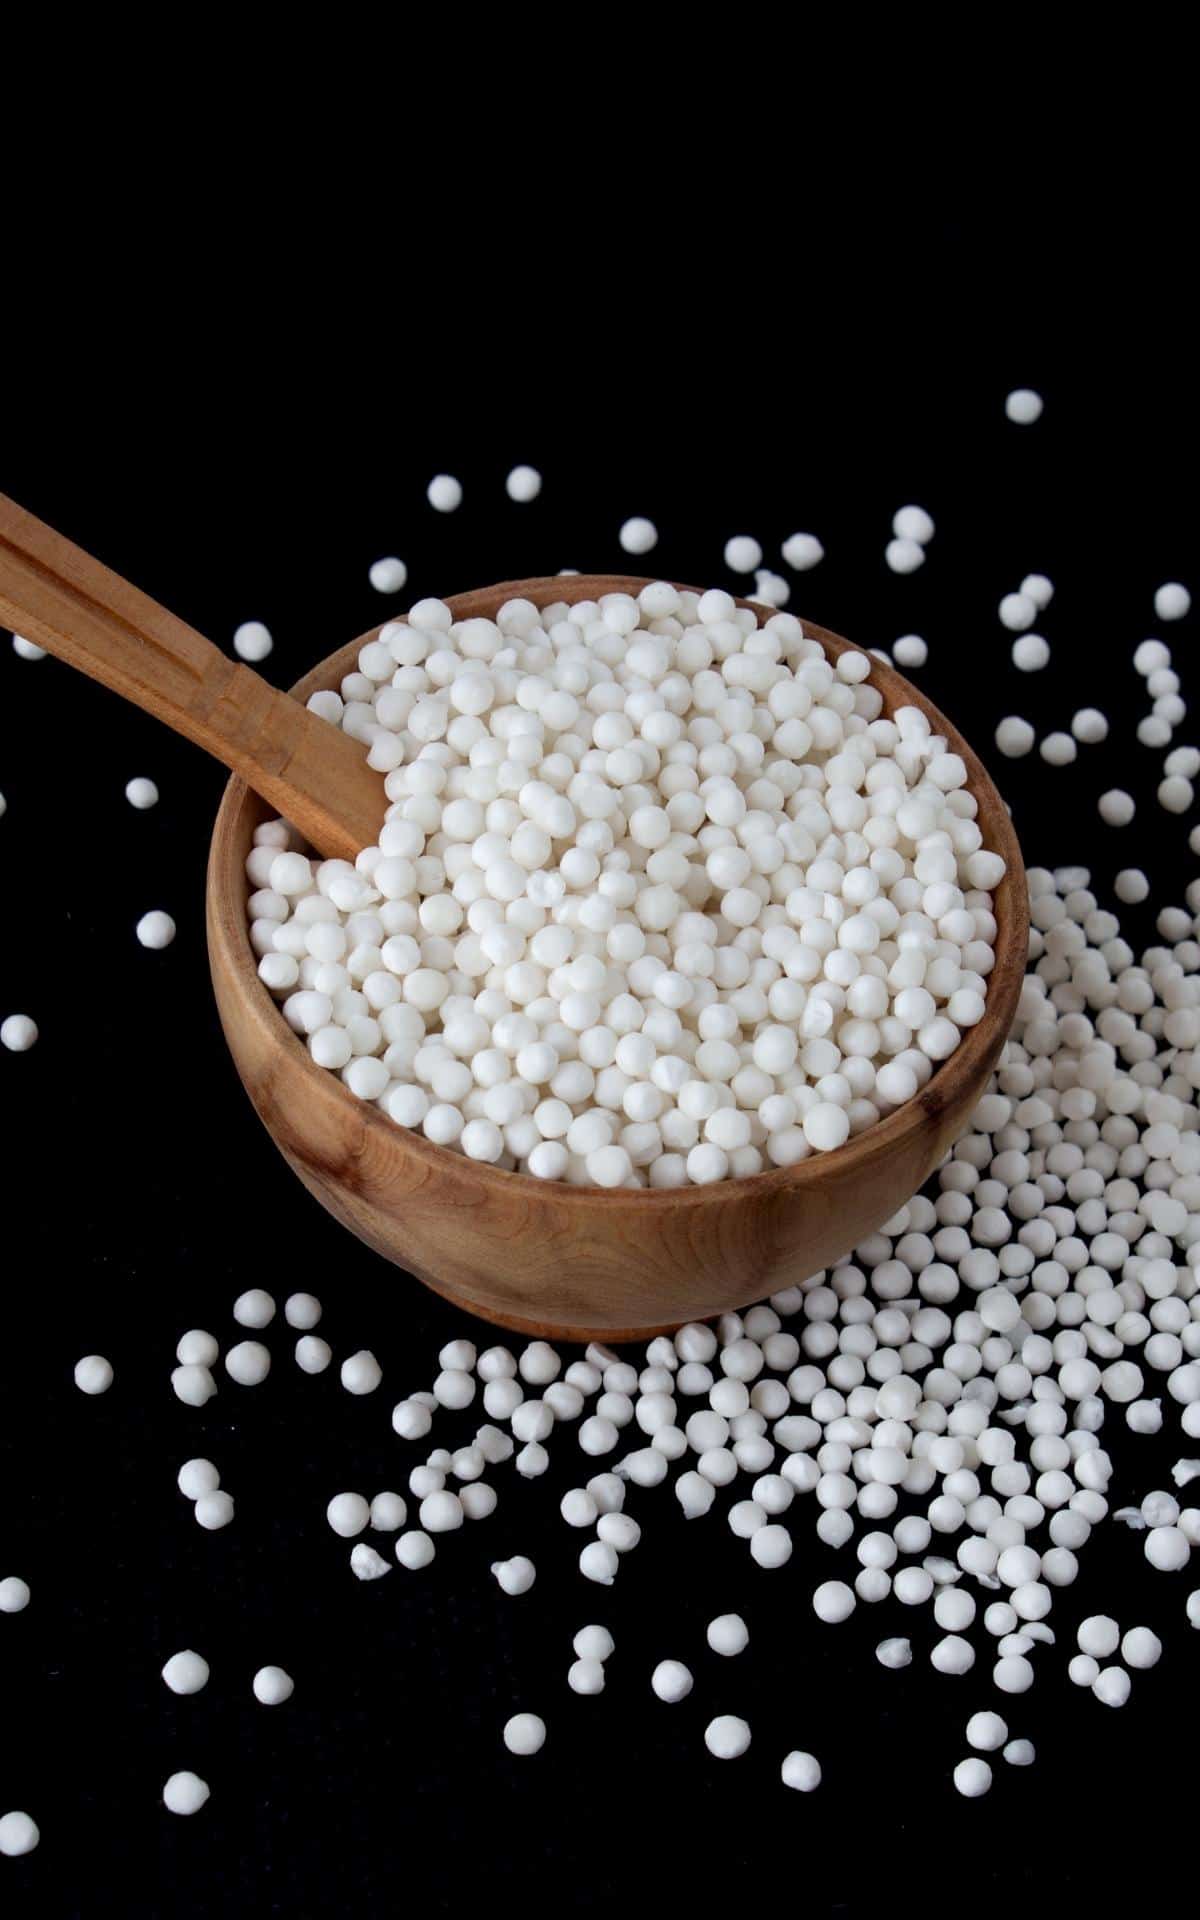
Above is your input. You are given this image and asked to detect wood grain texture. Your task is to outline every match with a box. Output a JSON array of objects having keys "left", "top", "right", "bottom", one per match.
[
  {"left": 208, "top": 575, "right": 1030, "bottom": 1342},
  {"left": 0, "top": 490, "right": 384, "bottom": 861}
]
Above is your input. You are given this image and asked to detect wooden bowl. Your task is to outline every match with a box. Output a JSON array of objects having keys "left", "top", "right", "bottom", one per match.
[{"left": 207, "top": 577, "right": 1028, "bottom": 1342}]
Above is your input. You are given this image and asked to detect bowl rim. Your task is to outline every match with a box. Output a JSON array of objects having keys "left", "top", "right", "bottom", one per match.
[{"left": 207, "top": 574, "right": 1029, "bottom": 1211}]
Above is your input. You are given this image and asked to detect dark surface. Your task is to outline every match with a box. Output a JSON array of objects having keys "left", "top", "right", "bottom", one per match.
[{"left": 2, "top": 352, "right": 1198, "bottom": 1918}]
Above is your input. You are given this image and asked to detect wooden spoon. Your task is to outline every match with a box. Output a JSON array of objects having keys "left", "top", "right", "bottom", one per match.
[{"left": 0, "top": 491, "right": 384, "bottom": 861}]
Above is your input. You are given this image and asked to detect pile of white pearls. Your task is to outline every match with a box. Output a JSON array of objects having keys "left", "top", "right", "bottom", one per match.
[{"left": 247, "top": 585, "right": 1004, "bottom": 1187}]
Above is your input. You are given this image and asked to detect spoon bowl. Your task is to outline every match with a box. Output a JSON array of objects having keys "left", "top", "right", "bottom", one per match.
[{"left": 207, "top": 577, "right": 1028, "bottom": 1342}]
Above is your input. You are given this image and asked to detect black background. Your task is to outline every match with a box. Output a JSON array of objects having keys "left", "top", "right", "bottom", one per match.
[{"left": 2, "top": 299, "right": 1198, "bottom": 1918}]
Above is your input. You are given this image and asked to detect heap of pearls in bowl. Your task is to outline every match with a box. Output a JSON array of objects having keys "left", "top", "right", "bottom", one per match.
[{"left": 244, "top": 584, "right": 1005, "bottom": 1189}]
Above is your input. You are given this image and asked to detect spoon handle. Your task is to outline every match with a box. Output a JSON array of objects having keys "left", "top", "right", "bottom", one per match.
[{"left": 0, "top": 491, "right": 383, "bottom": 861}]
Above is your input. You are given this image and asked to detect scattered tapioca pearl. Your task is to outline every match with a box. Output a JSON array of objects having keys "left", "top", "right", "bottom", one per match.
[
  {"left": 171, "top": 1364, "right": 217, "bottom": 1407},
  {"left": 284, "top": 1292, "right": 322, "bottom": 1330},
  {"left": 503, "top": 1713, "right": 546, "bottom": 1756},
  {"left": 125, "top": 776, "right": 158, "bottom": 809},
  {"left": 580, "top": 1541, "right": 617, "bottom": 1584},
  {"left": 1187, "top": 1592, "right": 1200, "bottom": 1627},
  {"left": 925, "top": 1643, "right": 975, "bottom": 1674},
  {"left": 999, "top": 592, "right": 1037, "bottom": 631},
  {"left": 194, "top": 1492, "right": 234, "bottom": 1531},
  {"left": 163, "top": 1772, "right": 209, "bottom": 1816},
  {"left": 724, "top": 536, "right": 762, "bottom": 574},
  {"left": 392, "top": 1400, "right": 433, "bottom": 1441},
  {"left": 706, "top": 1614, "right": 748, "bottom": 1656},
  {"left": 370, "top": 1492, "right": 407, "bottom": 1532},
  {"left": 1005, "top": 388, "right": 1043, "bottom": 424},
  {"left": 1, "top": 1014, "right": 38, "bottom": 1052},
  {"left": 893, "top": 506, "right": 934, "bottom": 545},
  {"left": 1039, "top": 732, "right": 1076, "bottom": 766},
  {"left": 966, "top": 1711, "right": 1007, "bottom": 1751},
  {"left": 753, "top": 569, "right": 790, "bottom": 607},
  {"left": 0, "top": 1577, "right": 31, "bottom": 1613},
  {"left": 1145, "top": 1527, "right": 1190, "bottom": 1572},
  {"left": 996, "top": 717, "right": 1035, "bottom": 757},
  {"left": 705, "top": 1715, "right": 752, "bottom": 1759},
  {"left": 993, "top": 1656, "right": 1034, "bottom": 1695},
  {"left": 505, "top": 466, "right": 542, "bottom": 503},
  {"left": 750, "top": 1525, "right": 792, "bottom": 1568},
  {"left": 396, "top": 1531, "right": 435, "bottom": 1570},
  {"left": 618, "top": 516, "right": 658, "bottom": 555},
  {"left": 1093, "top": 1666, "right": 1131, "bottom": 1708},
  {"left": 1099, "top": 789, "right": 1136, "bottom": 826},
  {"left": 233, "top": 1289, "right": 275, "bottom": 1328},
  {"left": 1114, "top": 868, "right": 1150, "bottom": 903},
  {"left": 421, "top": 1491, "right": 464, "bottom": 1534},
  {"left": 491, "top": 1551, "right": 537, "bottom": 1597},
  {"left": 73, "top": 1354, "right": 112, "bottom": 1395},
  {"left": 341, "top": 1350, "right": 382, "bottom": 1395},
  {"left": 136, "top": 910, "right": 176, "bottom": 950},
  {"left": 1071, "top": 707, "right": 1109, "bottom": 743},
  {"left": 893, "top": 635, "right": 927, "bottom": 669},
  {"left": 568, "top": 1658, "right": 605, "bottom": 1695},
  {"left": 1020, "top": 574, "right": 1054, "bottom": 608},
  {"left": 782, "top": 532, "right": 824, "bottom": 570},
  {"left": 162, "top": 1650, "right": 209, "bottom": 1695},
  {"left": 460, "top": 1483, "right": 497, "bottom": 1521},
  {"left": 427, "top": 474, "right": 462, "bottom": 512},
  {"left": 296, "top": 1337, "right": 332, "bottom": 1374},
  {"left": 519, "top": 1343, "right": 561, "bottom": 1386},
  {"left": 0, "top": 791, "right": 5, "bottom": 818},
  {"left": 781, "top": 1750, "right": 822, "bottom": 1792},
  {"left": 225, "top": 1342, "right": 270, "bottom": 1386},
  {"left": 1134, "top": 639, "right": 1171, "bottom": 675},
  {"left": 876, "top": 1637, "right": 912, "bottom": 1669},
  {"left": 177, "top": 1459, "right": 219, "bottom": 1500},
  {"left": 652, "top": 1660, "right": 693, "bottom": 1702},
  {"left": 1127, "top": 1404, "right": 1165, "bottom": 1437},
  {"left": 176, "top": 1329, "right": 217, "bottom": 1367},
  {"left": 253, "top": 1665, "right": 294, "bottom": 1705},
  {"left": 1154, "top": 582, "right": 1191, "bottom": 621},
  {"left": 885, "top": 538, "right": 925, "bottom": 574},
  {"left": 369, "top": 558, "right": 408, "bottom": 595},
  {"left": 572, "top": 1625, "right": 613, "bottom": 1663},
  {"left": 233, "top": 621, "right": 273, "bottom": 663},
  {"left": 1158, "top": 775, "right": 1194, "bottom": 814},
  {"left": 11, "top": 635, "right": 47, "bottom": 660},
  {"left": 1143, "top": 1493, "right": 1181, "bottom": 1526},
  {"left": 953, "top": 1757, "right": 992, "bottom": 1797},
  {"left": 0, "top": 1812, "right": 39, "bottom": 1856},
  {"left": 813, "top": 1581, "right": 856, "bottom": 1624},
  {"left": 327, "top": 1493, "right": 370, "bottom": 1538},
  {"left": 1013, "top": 634, "right": 1050, "bottom": 672},
  {"left": 1121, "top": 1627, "right": 1162, "bottom": 1669},
  {"left": 350, "top": 1544, "right": 392, "bottom": 1580}
]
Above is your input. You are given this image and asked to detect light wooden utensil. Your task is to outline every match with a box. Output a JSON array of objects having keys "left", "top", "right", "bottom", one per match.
[
  {"left": 207, "top": 576, "right": 1030, "bottom": 1343},
  {"left": 0, "top": 491, "right": 385, "bottom": 860}
]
